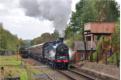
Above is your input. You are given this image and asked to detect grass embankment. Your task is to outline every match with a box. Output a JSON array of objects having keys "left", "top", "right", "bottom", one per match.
[
  {"left": 0, "top": 55, "right": 21, "bottom": 66},
  {"left": 0, "top": 55, "right": 28, "bottom": 80},
  {"left": 0, "top": 55, "right": 46, "bottom": 80}
]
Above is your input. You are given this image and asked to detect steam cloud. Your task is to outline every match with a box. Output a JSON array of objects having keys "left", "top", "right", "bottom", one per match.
[{"left": 20, "top": 0, "right": 72, "bottom": 37}]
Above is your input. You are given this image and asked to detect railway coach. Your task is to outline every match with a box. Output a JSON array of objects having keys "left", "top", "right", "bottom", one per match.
[{"left": 21, "top": 38, "right": 70, "bottom": 69}]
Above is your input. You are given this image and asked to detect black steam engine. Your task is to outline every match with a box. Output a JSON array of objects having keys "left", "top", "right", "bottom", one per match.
[
  {"left": 42, "top": 38, "right": 69, "bottom": 69},
  {"left": 20, "top": 38, "right": 70, "bottom": 69}
]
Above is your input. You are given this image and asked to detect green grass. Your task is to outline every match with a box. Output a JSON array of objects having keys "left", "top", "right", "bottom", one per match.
[
  {"left": 107, "top": 53, "right": 119, "bottom": 65},
  {"left": 0, "top": 55, "right": 28, "bottom": 80},
  {"left": 19, "top": 68, "right": 28, "bottom": 80},
  {"left": 0, "top": 55, "right": 22, "bottom": 66},
  {"left": 3, "top": 66, "right": 28, "bottom": 80},
  {"left": 0, "top": 55, "right": 48, "bottom": 80}
]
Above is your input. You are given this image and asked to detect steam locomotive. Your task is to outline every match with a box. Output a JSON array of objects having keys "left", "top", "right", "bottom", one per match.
[{"left": 20, "top": 38, "right": 70, "bottom": 69}]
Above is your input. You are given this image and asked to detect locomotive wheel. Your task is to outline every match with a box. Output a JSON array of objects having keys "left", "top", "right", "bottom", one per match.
[{"left": 64, "top": 64, "right": 68, "bottom": 70}]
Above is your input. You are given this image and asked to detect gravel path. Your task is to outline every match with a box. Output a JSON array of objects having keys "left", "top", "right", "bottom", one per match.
[{"left": 74, "top": 61, "right": 120, "bottom": 80}]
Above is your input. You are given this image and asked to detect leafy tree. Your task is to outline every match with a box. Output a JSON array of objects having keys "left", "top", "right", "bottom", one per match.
[
  {"left": 65, "top": 0, "right": 120, "bottom": 62},
  {"left": 65, "top": 0, "right": 119, "bottom": 40},
  {"left": 31, "top": 31, "right": 59, "bottom": 45},
  {"left": 0, "top": 25, "right": 21, "bottom": 51},
  {"left": 111, "top": 19, "right": 120, "bottom": 66}
]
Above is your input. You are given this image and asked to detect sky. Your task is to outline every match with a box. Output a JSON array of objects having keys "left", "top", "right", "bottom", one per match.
[{"left": 0, "top": 0, "right": 119, "bottom": 40}]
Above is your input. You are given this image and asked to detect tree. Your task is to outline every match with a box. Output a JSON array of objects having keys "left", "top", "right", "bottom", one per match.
[
  {"left": 95, "top": 0, "right": 119, "bottom": 22},
  {"left": 66, "top": 0, "right": 119, "bottom": 40},
  {"left": 111, "top": 19, "right": 120, "bottom": 66},
  {"left": 31, "top": 32, "right": 59, "bottom": 45},
  {"left": 0, "top": 25, "right": 21, "bottom": 51},
  {"left": 65, "top": 0, "right": 120, "bottom": 61}
]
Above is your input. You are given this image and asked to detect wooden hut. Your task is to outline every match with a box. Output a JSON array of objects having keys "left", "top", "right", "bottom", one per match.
[
  {"left": 84, "top": 22, "right": 115, "bottom": 63},
  {"left": 72, "top": 41, "right": 96, "bottom": 62}
]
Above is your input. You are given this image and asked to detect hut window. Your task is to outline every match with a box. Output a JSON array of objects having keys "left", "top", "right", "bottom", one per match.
[{"left": 86, "top": 36, "right": 91, "bottom": 41}]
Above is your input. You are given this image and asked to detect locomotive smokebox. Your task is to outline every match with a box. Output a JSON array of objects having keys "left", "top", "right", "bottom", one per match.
[{"left": 59, "top": 37, "right": 64, "bottom": 43}]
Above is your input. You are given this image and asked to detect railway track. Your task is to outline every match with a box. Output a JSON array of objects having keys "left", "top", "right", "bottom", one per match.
[
  {"left": 40, "top": 66, "right": 56, "bottom": 80},
  {"left": 68, "top": 68, "right": 95, "bottom": 80},
  {"left": 23, "top": 58, "right": 97, "bottom": 80},
  {"left": 32, "top": 72, "right": 55, "bottom": 80},
  {"left": 23, "top": 58, "right": 71, "bottom": 80},
  {"left": 42, "top": 72, "right": 56, "bottom": 80},
  {"left": 58, "top": 69, "right": 94, "bottom": 80}
]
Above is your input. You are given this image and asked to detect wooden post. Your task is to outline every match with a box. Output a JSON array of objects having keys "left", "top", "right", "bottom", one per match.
[
  {"left": 82, "top": 24, "right": 87, "bottom": 60},
  {"left": 116, "top": 52, "right": 119, "bottom": 67},
  {"left": 1, "top": 66, "right": 4, "bottom": 79},
  {"left": 84, "top": 35, "right": 87, "bottom": 60},
  {"left": 105, "top": 52, "right": 107, "bottom": 64},
  {"left": 90, "top": 48, "right": 93, "bottom": 62},
  {"left": 90, "top": 34, "right": 93, "bottom": 62},
  {"left": 96, "top": 51, "right": 99, "bottom": 63}
]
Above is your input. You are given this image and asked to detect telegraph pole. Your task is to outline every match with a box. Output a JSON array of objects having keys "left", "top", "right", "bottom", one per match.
[{"left": 81, "top": 22, "right": 87, "bottom": 60}]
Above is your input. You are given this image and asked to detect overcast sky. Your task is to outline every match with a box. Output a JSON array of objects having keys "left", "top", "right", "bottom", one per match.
[{"left": 0, "top": 0, "right": 120, "bottom": 40}]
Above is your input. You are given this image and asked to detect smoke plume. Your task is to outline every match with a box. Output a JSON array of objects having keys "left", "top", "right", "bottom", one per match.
[{"left": 20, "top": 0, "right": 72, "bottom": 37}]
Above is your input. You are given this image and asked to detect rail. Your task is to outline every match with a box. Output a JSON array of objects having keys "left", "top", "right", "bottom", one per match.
[{"left": 57, "top": 69, "right": 94, "bottom": 80}]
